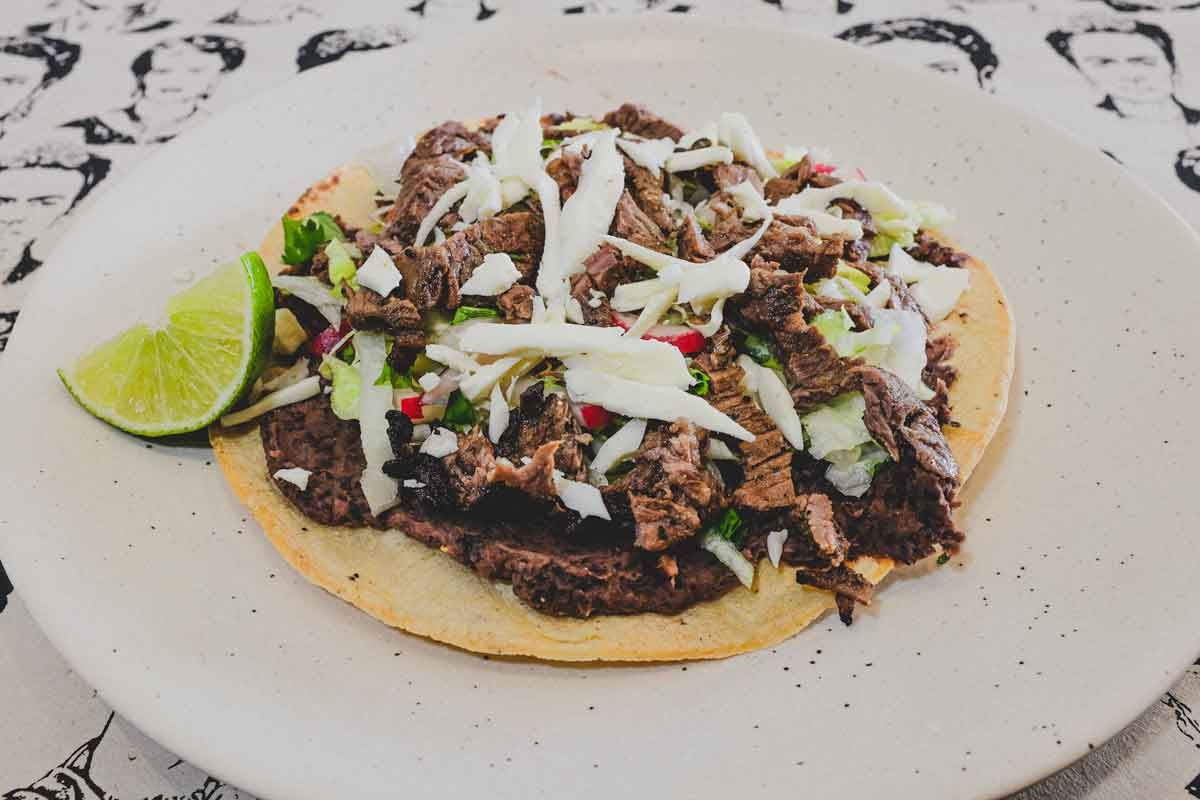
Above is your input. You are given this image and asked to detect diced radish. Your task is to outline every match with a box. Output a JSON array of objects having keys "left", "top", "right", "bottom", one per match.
[
  {"left": 812, "top": 162, "right": 836, "bottom": 175},
  {"left": 308, "top": 320, "right": 352, "bottom": 357},
  {"left": 578, "top": 404, "right": 612, "bottom": 429},
  {"left": 399, "top": 395, "right": 424, "bottom": 420},
  {"left": 610, "top": 311, "right": 706, "bottom": 355}
]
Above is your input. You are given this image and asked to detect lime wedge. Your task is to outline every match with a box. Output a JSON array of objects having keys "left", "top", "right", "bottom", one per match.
[{"left": 58, "top": 252, "right": 275, "bottom": 437}]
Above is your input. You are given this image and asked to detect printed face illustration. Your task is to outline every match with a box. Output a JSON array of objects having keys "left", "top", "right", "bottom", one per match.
[
  {"left": 0, "top": 168, "right": 81, "bottom": 246},
  {"left": 0, "top": 52, "right": 44, "bottom": 121},
  {"left": 864, "top": 38, "right": 978, "bottom": 88},
  {"left": 140, "top": 43, "right": 226, "bottom": 105},
  {"left": 1070, "top": 31, "right": 1174, "bottom": 105}
]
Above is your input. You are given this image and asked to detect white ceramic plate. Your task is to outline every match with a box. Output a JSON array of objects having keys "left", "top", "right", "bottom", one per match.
[{"left": 3, "top": 16, "right": 1199, "bottom": 799}]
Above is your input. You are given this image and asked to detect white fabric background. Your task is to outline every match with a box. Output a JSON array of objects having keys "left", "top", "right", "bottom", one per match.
[{"left": 1, "top": 1, "right": 1198, "bottom": 796}]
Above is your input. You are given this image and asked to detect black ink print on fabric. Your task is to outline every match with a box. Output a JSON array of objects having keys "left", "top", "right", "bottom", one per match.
[
  {"left": 27, "top": 1, "right": 175, "bottom": 37},
  {"left": 0, "top": 560, "right": 12, "bottom": 615},
  {"left": 1097, "top": 0, "right": 1200, "bottom": 12},
  {"left": 0, "top": 141, "right": 111, "bottom": 351},
  {"left": 296, "top": 25, "right": 414, "bottom": 72},
  {"left": 1047, "top": 17, "right": 1199, "bottom": 124},
  {"left": 213, "top": 0, "right": 318, "bottom": 26},
  {"left": 408, "top": 0, "right": 499, "bottom": 21},
  {"left": 563, "top": 1, "right": 691, "bottom": 12},
  {"left": 62, "top": 35, "right": 246, "bottom": 146},
  {"left": 0, "top": 36, "right": 80, "bottom": 140},
  {"left": 1047, "top": 16, "right": 1200, "bottom": 193},
  {"left": 761, "top": 0, "right": 855, "bottom": 15},
  {"left": 1163, "top": 691, "right": 1200, "bottom": 747},
  {"left": 838, "top": 17, "right": 999, "bottom": 92},
  {"left": 2, "top": 713, "right": 114, "bottom": 800},
  {"left": 0, "top": 713, "right": 232, "bottom": 800}
]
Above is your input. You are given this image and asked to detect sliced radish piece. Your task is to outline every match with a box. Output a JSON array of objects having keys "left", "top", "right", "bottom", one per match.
[
  {"left": 610, "top": 311, "right": 706, "bottom": 355},
  {"left": 578, "top": 404, "right": 612, "bottom": 430},
  {"left": 812, "top": 162, "right": 836, "bottom": 175},
  {"left": 399, "top": 395, "right": 424, "bottom": 420},
  {"left": 308, "top": 320, "right": 352, "bottom": 357}
]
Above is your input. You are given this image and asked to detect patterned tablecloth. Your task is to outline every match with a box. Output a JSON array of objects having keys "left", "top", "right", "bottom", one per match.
[{"left": 2, "top": 1, "right": 1198, "bottom": 797}]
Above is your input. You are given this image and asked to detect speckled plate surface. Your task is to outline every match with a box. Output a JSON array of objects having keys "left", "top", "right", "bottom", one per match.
[{"left": 2, "top": 15, "right": 1199, "bottom": 800}]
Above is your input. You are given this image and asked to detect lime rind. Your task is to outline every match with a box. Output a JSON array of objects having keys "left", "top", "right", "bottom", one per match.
[{"left": 58, "top": 252, "right": 275, "bottom": 437}]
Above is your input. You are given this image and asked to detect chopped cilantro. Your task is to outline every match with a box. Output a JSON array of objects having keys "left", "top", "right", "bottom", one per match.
[
  {"left": 375, "top": 361, "right": 412, "bottom": 389},
  {"left": 442, "top": 390, "right": 478, "bottom": 432},
  {"left": 711, "top": 507, "right": 744, "bottom": 547},
  {"left": 451, "top": 306, "right": 500, "bottom": 325},
  {"left": 540, "top": 137, "right": 563, "bottom": 153},
  {"left": 281, "top": 211, "right": 343, "bottom": 265},
  {"left": 688, "top": 367, "right": 710, "bottom": 397},
  {"left": 540, "top": 375, "right": 564, "bottom": 392},
  {"left": 937, "top": 552, "right": 951, "bottom": 566},
  {"left": 735, "top": 330, "right": 783, "bottom": 371}
]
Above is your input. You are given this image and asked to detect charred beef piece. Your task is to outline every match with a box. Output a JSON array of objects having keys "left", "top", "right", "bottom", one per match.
[
  {"left": 499, "top": 383, "right": 591, "bottom": 481},
  {"left": 571, "top": 273, "right": 614, "bottom": 327},
  {"left": 382, "top": 121, "right": 491, "bottom": 243},
  {"left": 443, "top": 427, "right": 498, "bottom": 507},
  {"left": 386, "top": 156, "right": 465, "bottom": 244},
  {"left": 808, "top": 172, "right": 841, "bottom": 189},
  {"left": 381, "top": 211, "right": 544, "bottom": 310},
  {"left": 385, "top": 409, "right": 414, "bottom": 458},
  {"left": 498, "top": 284, "right": 535, "bottom": 322},
  {"left": 621, "top": 154, "right": 674, "bottom": 232},
  {"left": 773, "top": 313, "right": 863, "bottom": 412},
  {"left": 611, "top": 189, "right": 669, "bottom": 253},
  {"left": 602, "top": 102, "right": 684, "bottom": 141},
  {"left": 795, "top": 565, "right": 875, "bottom": 624},
  {"left": 547, "top": 149, "right": 583, "bottom": 203},
  {"left": 604, "top": 421, "right": 724, "bottom": 551},
  {"left": 923, "top": 334, "right": 959, "bottom": 424},
  {"left": 778, "top": 493, "right": 850, "bottom": 569},
  {"left": 678, "top": 212, "right": 716, "bottom": 262},
  {"left": 736, "top": 259, "right": 818, "bottom": 327},
  {"left": 344, "top": 286, "right": 424, "bottom": 347},
  {"left": 858, "top": 366, "right": 957, "bottom": 482},
  {"left": 763, "top": 157, "right": 814, "bottom": 204},
  {"left": 752, "top": 216, "right": 848, "bottom": 281},
  {"left": 828, "top": 198, "right": 875, "bottom": 263},
  {"left": 694, "top": 329, "right": 796, "bottom": 512},
  {"left": 491, "top": 440, "right": 560, "bottom": 499},
  {"left": 711, "top": 163, "right": 763, "bottom": 193},
  {"left": 907, "top": 230, "right": 967, "bottom": 268},
  {"left": 262, "top": 396, "right": 381, "bottom": 526},
  {"left": 823, "top": 365, "right": 962, "bottom": 564},
  {"left": 583, "top": 244, "right": 630, "bottom": 295}
]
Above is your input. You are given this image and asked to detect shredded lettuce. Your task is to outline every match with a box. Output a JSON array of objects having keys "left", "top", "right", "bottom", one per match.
[
  {"left": 325, "top": 356, "right": 361, "bottom": 420},
  {"left": 451, "top": 306, "right": 500, "bottom": 325},
  {"left": 375, "top": 360, "right": 412, "bottom": 389},
  {"left": 824, "top": 442, "right": 889, "bottom": 498},
  {"left": 325, "top": 239, "right": 360, "bottom": 298},
  {"left": 801, "top": 392, "right": 873, "bottom": 460},
  {"left": 837, "top": 263, "right": 872, "bottom": 294},
  {"left": 712, "top": 506, "right": 744, "bottom": 545},
  {"left": 281, "top": 211, "right": 343, "bottom": 265}
]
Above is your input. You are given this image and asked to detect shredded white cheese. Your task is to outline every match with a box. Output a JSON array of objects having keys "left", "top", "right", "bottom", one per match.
[
  {"left": 702, "top": 530, "right": 755, "bottom": 588},
  {"left": 706, "top": 439, "right": 739, "bottom": 461},
  {"left": 589, "top": 417, "right": 647, "bottom": 475},
  {"left": 424, "top": 344, "right": 481, "bottom": 375},
  {"left": 767, "top": 529, "right": 789, "bottom": 568},
  {"left": 564, "top": 368, "right": 753, "bottom": 442},
  {"left": 665, "top": 145, "right": 734, "bottom": 173},
  {"left": 458, "top": 356, "right": 523, "bottom": 401},
  {"left": 273, "top": 467, "right": 312, "bottom": 491},
  {"left": 717, "top": 112, "right": 778, "bottom": 181},
  {"left": 419, "top": 427, "right": 460, "bottom": 458},
  {"left": 414, "top": 180, "right": 470, "bottom": 247},
  {"left": 458, "top": 153, "right": 503, "bottom": 224},
  {"left": 737, "top": 355, "right": 805, "bottom": 451},
  {"left": 558, "top": 129, "right": 625, "bottom": 280},
  {"left": 355, "top": 246, "right": 403, "bottom": 297},
  {"left": 220, "top": 375, "right": 321, "bottom": 427},
  {"left": 615, "top": 136, "right": 676, "bottom": 178},
  {"left": 554, "top": 473, "right": 611, "bottom": 520},
  {"left": 771, "top": 201, "right": 865, "bottom": 238},
  {"left": 726, "top": 180, "right": 772, "bottom": 221},
  {"left": 458, "top": 253, "right": 521, "bottom": 296},
  {"left": 356, "top": 332, "right": 401, "bottom": 515},
  {"left": 488, "top": 382, "right": 510, "bottom": 444},
  {"left": 417, "top": 372, "right": 441, "bottom": 393}
]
